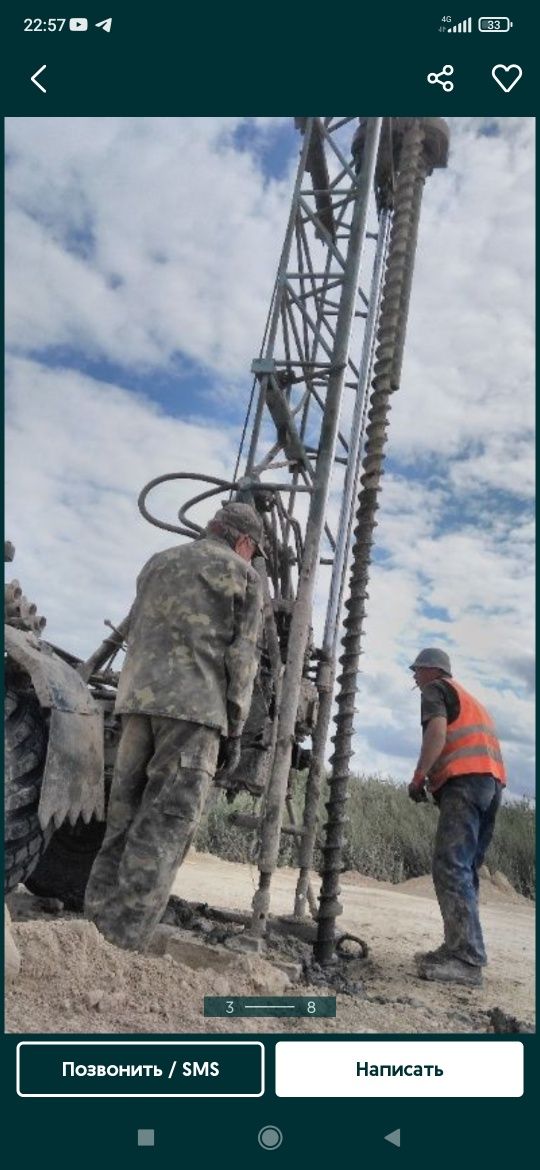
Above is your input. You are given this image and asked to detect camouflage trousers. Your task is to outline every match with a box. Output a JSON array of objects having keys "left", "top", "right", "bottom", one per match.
[
  {"left": 432, "top": 774, "right": 502, "bottom": 966},
  {"left": 84, "top": 715, "right": 220, "bottom": 950}
]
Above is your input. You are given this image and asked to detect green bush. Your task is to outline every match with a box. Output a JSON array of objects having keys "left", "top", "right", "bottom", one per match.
[
  {"left": 195, "top": 776, "right": 535, "bottom": 898},
  {"left": 195, "top": 792, "right": 257, "bottom": 865},
  {"left": 487, "top": 797, "right": 536, "bottom": 899},
  {"left": 340, "top": 776, "right": 437, "bottom": 881}
]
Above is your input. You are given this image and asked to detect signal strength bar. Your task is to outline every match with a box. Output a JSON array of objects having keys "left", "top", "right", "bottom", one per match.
[{"left": 448, "top": 16, "right": 472, "bottom": 31}]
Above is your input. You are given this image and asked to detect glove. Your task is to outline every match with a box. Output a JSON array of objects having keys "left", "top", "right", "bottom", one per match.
[
  {"left": 408, "top": 769, "right": 427, "bottom": 802},
  {"left": 408, "top": 782, "right": 428, "bottom": 803},
  {"left": 217, "top": 736, "right": 242, "bottom": 775}
]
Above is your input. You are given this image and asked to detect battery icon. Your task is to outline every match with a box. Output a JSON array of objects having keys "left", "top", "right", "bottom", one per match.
[{"left": 478, "top": 17, "right": 513, "bottom": 30}]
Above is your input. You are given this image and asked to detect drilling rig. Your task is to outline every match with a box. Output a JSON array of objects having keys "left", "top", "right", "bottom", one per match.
[{"left": 5, "top": 117, "right": 449, "bottom": 962}]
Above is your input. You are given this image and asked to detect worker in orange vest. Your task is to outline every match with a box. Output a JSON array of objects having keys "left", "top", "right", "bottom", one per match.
[{"left": 408, "top": 648, "right": 506, "bottom": 988}]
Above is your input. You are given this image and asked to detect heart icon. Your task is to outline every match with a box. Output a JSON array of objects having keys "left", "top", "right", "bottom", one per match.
[{"left": 492, "top": 64, "right": 523, "bottom": 93}]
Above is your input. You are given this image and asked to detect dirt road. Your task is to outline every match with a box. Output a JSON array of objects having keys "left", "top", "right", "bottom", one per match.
[{"left": 6, "top": 852, "right": 534, "bottom": 1035}]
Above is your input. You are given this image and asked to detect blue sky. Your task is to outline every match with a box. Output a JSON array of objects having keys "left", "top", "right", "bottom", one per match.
[
  {"left": 5, "top": 116, "right": 535, "bottom": 797},
  {"left": 231, "top": 118, "right": 298, "bottom": 180}
]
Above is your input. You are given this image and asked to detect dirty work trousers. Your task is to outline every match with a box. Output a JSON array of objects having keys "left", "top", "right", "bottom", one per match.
[
  {"left": 85, "top": 715, "right": 220, "bottom": 950},
  {"left": 432, "top": 773, "right": 503, "bottom": 966}
]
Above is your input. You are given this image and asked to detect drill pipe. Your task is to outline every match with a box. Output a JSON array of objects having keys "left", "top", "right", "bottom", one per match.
[
  {"left": 314, "top": 120, "right": 430, "bottom": 964},
  {"left": 247, "top": 118, "right": 383, "bottom": 941}
]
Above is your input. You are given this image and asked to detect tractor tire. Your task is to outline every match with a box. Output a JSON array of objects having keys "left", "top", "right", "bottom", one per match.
[
  {"left": 5, "top": 684, "right": 109, "bottom": 908},
  {"left": 26, "top": 815, "right": 107, "bottom": 911},
  {"left": 4, "top": 687, "right": 49, "bottom": 893}
]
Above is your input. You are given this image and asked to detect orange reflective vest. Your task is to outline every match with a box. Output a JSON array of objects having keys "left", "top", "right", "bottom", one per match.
[{"left": 428, "top": 678, "right": 506, "bottom": 792}]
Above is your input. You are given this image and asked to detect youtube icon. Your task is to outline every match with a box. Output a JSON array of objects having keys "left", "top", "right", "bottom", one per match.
[{"left": 68, "top": 17, "right": 88, "bottom": 31}]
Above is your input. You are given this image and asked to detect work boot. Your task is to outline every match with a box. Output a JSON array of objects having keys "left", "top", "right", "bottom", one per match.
[
  {"left": 414, "top": 943, "right": 449, "bottom": 966},
  {"left": 418, "top": 956, "right": 483, "bottom": 988}
]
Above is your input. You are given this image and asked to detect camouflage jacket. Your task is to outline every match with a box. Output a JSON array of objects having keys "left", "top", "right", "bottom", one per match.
[{"left": 115, "top": 536, "right": 263, "bottom": 737}]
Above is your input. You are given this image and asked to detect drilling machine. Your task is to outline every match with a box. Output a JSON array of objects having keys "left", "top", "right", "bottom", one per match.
[{"left": 5, "top": 117, "right": 449, "bottom": 962}]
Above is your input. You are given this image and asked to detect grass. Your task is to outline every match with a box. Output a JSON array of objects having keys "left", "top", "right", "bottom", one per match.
[{"left": 195, "top": 774, "right": 535, "bottom": 899}]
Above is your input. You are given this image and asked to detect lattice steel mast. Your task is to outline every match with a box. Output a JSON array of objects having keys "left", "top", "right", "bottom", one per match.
[{"left": 133, "top": 117, "right": 449, "bottom": 959}]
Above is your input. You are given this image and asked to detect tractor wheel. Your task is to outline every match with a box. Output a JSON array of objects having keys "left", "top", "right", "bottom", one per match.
[
  {"left": 4, "top": 687, "right": 49, "bottom": 893},
  {"left": 5, "top": 684, "right": 108, "bottom": 908},
  {"left": 26, "top": 815, "right": 107, "bottom": 910}
]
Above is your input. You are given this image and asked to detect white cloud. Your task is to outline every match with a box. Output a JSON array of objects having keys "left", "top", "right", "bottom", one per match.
[
  {"left": 390, "top": 117, "right": 534, "bottom": 495},
  {"left": 6, "top": 117, "right": 294, "bottom": 376},
  {"left": 5, "top": 356, "right": 240, "bottom": 657}
]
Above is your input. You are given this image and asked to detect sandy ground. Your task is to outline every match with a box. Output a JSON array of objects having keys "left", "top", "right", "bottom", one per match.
[{"left": 6, "top": 851, "right": 535, "bottom": 1035}]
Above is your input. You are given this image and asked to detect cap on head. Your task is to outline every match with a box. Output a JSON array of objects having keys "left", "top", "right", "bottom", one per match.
[
  {"left": 409, "top": 648, "right": 452, "bottom": 675},
  {"left": 212, "top": 502, "right": 267, "bottom": 558}
]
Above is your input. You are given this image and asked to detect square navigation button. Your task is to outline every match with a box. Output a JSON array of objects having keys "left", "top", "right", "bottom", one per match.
[{"left": 138, "top": 1130, "right": 155, "bottom": 1147}]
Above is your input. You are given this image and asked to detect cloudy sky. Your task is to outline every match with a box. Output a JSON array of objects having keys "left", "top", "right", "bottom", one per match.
[{"left": 5, "top": 117, "right": 535, "bottom": 797}]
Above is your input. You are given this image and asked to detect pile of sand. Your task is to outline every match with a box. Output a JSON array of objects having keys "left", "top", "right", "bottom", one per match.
[
  {"left": 341, "top": 868, "right": 528, "bottom": 906},
  {"left": 6, "top": 917, "right": 308, "bottom": 1035},
  {"left": 6, "top": 856, "right": 534, "bottom": 1036}
]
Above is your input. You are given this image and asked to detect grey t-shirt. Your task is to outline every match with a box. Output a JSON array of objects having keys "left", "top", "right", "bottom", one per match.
[{"left": 420, "top": 678, "right": 460, "bottom": 729}]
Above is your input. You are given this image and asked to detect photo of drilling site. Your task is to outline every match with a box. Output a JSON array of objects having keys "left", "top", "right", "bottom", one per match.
[{"left": 5, "top": 116, "right": 534, "bottom": 1036}]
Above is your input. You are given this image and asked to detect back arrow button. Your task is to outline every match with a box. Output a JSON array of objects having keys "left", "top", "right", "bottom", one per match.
[{"left": 31, "top": 65, "right": 47, "bottom": 93}]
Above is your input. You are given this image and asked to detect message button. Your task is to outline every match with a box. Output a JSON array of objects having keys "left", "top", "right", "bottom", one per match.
[{"left": 275, "top": 1041, "right": 523, "bottom": 1097}]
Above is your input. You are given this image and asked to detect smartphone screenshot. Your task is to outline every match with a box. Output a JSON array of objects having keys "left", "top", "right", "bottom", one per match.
[{"left": 3, "top": 7, "right": 535, "bottom": 1167}]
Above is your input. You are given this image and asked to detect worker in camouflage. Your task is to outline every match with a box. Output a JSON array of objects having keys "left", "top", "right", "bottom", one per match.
[{"left": 84, "top": 502, "right": 265, "bottom": 951}]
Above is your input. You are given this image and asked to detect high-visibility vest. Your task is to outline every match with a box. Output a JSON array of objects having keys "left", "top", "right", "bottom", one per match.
[{"left": 428, "top": 678, "right": 506, "bottom": 792}]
